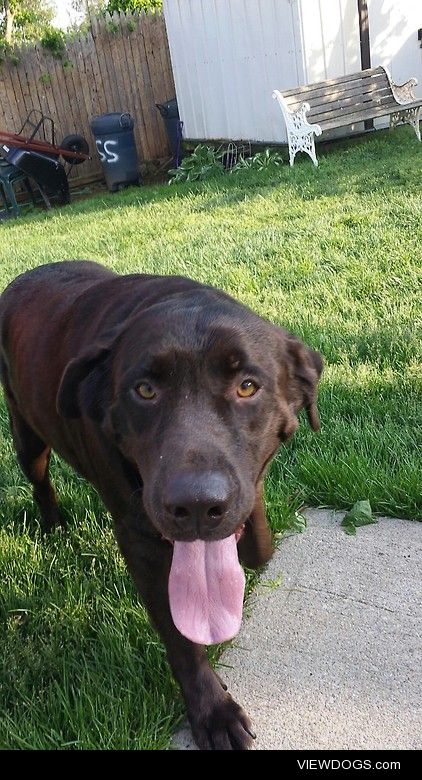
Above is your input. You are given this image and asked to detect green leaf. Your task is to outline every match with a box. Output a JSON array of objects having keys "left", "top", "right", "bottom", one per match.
[
  {"left": 262, "top": 575, "right": 284, "bottom": 590},
  {"left": 341, "top": 500, "right": 377, "bottom": 535},
  {"left": 290, "top": 511, "right": 307, "bottom": 533}
]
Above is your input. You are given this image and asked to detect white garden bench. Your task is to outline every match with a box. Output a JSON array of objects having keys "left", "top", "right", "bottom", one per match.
[{"left": 272, "top": 65, "right": 422, "bottom": 167}]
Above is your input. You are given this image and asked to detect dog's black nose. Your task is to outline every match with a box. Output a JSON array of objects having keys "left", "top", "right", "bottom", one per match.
[{"left": 164, "top": 471, "right": 231, "bottom": 534}]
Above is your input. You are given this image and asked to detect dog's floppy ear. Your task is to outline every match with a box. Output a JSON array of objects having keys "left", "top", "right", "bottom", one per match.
[
  {"left": 285, "top": 333, "right": 323, "bottom": 431},
  {"left": 56, "top": 339, "right": 113, "bottom": 420}
]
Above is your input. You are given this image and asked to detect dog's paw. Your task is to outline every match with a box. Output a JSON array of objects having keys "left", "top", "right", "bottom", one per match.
[
  {"left": 189, "top": 686, "right": 255, "bottom": 750},
  {"left": 40, "top": 506, "right": 67, "bottom": 534}
]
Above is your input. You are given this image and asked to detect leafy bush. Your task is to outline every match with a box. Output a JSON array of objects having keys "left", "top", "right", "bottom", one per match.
[
  {"left": 0, "top": 39, "right": 12, "bottom": 64},
  {"left": 40, "top": 27, "right": 66, "bottom": 59},
  {"left": 168, "top": 145, "right": 225, "bottom": 184},
  {"left": 0, "top": 39, "right": 19, "bottom": 66},
  {"left": 169, "top": 145, "right": 284, "bottom": 184},
  {"left": 232, "top": 148, "right": 284, "bottom": 172},
  {"left": 104, "top": 0, "right": 162, "bottom": 12},
  {"left": 106, "top": 19, "right": 119, "bottom": 33},
  {"left": 0, "top": 0, "right": 54, "bottom": 45}
]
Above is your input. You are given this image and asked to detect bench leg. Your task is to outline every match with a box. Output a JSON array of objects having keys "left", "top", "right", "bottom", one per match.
[
  {"left": 288, "top": 135, "right": 297, "bottom": 167},
  {"left": 307, "top": 134, "right": 319, "bottom": 167},
  {"left": 390, "top": 106, "right": 421, "bottom": 141},
  {"left": 288, "top": 131, "right": 319, "bottom": 167}
]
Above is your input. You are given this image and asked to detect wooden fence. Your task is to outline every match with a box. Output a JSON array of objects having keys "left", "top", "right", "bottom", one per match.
[{"left": 0, "top": 11, "right": 175, "bottom": 184}]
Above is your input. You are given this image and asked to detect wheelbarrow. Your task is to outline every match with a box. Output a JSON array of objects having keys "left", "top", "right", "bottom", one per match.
[{"left": 0, "top": 110, "right": 90, "bottom": 219}]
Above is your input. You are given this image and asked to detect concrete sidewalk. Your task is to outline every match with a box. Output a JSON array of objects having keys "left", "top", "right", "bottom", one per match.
[{"left": 174, "top": 509, "right": 422, "bottom": 750}]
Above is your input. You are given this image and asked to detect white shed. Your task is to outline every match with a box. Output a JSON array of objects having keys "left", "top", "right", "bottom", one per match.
[{"left": 163, "top": 0, "right": 422, "bottom": 143}]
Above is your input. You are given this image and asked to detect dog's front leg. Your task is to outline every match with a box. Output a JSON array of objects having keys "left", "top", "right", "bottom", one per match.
[
  {"left": 113, "top": 521, "right": 255, "bottom": 751},
  {"left": 237, "top": 482, "right": 274, "bottom": 569}
]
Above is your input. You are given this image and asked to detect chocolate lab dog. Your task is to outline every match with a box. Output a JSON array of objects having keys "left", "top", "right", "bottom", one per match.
[{"left": 0, "top": 261, "right": 322, "bottom": 750}]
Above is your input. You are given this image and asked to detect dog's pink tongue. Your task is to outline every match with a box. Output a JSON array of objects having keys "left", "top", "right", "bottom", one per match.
[{"left": 169, "top": 535, "right": 245, "bottom": 645}]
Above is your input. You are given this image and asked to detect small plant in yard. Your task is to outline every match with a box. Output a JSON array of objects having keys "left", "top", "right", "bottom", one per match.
[
  {"left": 341, "top": 500, "right": 377, "bottom": 536},
  {"left": 232, "top": 148, "right": 284, "bottom": 172},
  {"left": 168, "top": 144, "right": 225, "bottom": 184},
  {"left": 168, "top": 145, "right": 284, "bottom": 184}
]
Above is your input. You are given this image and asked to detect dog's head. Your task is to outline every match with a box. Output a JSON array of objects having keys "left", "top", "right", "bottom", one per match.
[{"left": 56, "top": 289, "right": 323, "bottom": 545}]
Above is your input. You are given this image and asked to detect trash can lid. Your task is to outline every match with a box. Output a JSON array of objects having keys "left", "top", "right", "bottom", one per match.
[{"left": 91, "top": 112, "right": 134, "bottom": 134}]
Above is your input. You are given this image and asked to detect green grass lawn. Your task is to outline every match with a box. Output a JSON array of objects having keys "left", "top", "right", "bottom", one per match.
[{"left": 1, "top": 127, "right": 421, "bottom": 749}]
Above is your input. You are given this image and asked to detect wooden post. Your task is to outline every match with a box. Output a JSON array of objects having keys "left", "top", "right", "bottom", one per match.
[{"left": 357, "top": 0, "right": 373, "bottom": 130}]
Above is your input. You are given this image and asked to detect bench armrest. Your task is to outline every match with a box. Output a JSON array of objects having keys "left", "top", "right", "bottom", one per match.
[
  {"left": 382, "top": 66, "right": 418, "bottom": 105},
  {"left": 272, "top": 90, "right": 322, "bottom": 136},
  {"left": 391, "top": 77, "right": 418, "bottom": 105}
]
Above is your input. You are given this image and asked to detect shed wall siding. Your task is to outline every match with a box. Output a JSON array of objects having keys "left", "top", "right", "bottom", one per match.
[
  {"left": 164, "top": 0, "right": 308, "bottom": 142},
  {"left": 368, "top": 0, "right": 422, "bottom": 99},
  {"left": 164, "top": 0, "right": 421, "bottom": 143}
]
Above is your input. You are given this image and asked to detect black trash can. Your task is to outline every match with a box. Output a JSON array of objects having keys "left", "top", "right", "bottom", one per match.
[
  {"left": 156, "top": 98, "right": 183, "bottom": 167},
  {"left": 90, "top": 112, "right": 139, "bottom": 192}
]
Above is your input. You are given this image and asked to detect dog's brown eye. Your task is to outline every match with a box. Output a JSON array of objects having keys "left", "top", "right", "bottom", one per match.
[
  {"left": 237, "top": 379, "right": 259, "bottom": 398},
  {"left": 137, "top": 382, "right": 156, "bottom": 400}
]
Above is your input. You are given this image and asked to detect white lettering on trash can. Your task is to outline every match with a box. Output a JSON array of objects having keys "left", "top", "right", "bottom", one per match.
[{"left": 95, "top": 139, "right": 119, "bottom": 163}]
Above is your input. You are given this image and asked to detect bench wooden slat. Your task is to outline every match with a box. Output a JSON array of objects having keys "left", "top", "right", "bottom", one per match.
[
  {"left": 309, "top": 95, "right": 398, "bottom": 124},
  {"left": 287, "top": 88, "right": 392, "bottom": 118},
  {"left": 285, "top": 74, "right": 388, "bottom": 106},
  {"left": 285, "top": 81, "right": 391, "bottom": 111},
  {"left": 284, "top": 71, "right": 387, "bottom": 101},
  {"left": 281, "top": 66, "right": 384, "bottom": 97},
  {"left": 317, "top": 101, "right": 421, "bottom": 132}
]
